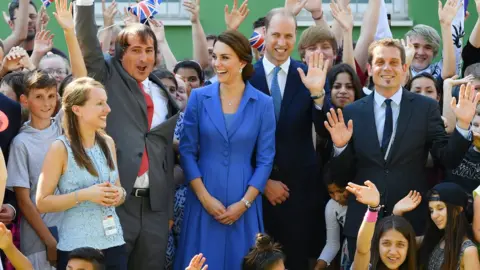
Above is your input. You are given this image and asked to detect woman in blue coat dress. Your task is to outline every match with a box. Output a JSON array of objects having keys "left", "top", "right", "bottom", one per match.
[{"left": 174, "top": 30, "right": 276, "bottom": 270}]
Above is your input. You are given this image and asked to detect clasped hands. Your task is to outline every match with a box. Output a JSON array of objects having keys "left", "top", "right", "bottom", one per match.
[
  {"left": 201, "top": 194, "right": 247, "bottom": 225},
  {"left": 84, "top": 182, "right": 124, "bottom": 207}
]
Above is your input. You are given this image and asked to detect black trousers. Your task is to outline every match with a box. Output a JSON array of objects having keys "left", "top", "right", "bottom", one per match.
[{"left": 57, "top": 244, "right": 127, "bottom": 270}]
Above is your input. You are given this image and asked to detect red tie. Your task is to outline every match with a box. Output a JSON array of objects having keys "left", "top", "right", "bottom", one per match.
[{"left": 138, "top": 82, "right": 154, "bottom": 177}]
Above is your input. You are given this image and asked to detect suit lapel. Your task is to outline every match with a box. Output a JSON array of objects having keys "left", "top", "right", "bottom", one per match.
[
  {"left": 280, "top": 60, "right": 301, "bottom": 120},
  {"left": 253, "top": 60, "right": 270, "bottom": 96},
  {"left": 228, "top": 82, "right": 258, "bottom": 138},
  {"left": 387, "top": 89, "right": 415, "bottom": 164},
  {"left": 203, "top": 85, "right": 229, "bottom": 141},
  {"left": 360, "top": 94, "right": 384, "bottom": 162}
]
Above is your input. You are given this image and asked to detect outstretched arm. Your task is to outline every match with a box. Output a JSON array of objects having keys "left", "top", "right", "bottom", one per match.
[{"left": 2, "top": 0, "right": 29, "bottom": 54}]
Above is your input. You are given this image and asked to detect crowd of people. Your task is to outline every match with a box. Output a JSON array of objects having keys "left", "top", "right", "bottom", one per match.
[{"left": 1, "top": 0, "right": 480, "bottom": 269}]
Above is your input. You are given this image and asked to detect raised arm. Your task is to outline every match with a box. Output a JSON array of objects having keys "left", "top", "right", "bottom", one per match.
[
  {"left": 347, "top": 181, "right": 381, "bottom": 270},
  {"left": 2, "top": 0, "right": 29, "bottom": 54},
  {"left": 74, "top": 0, "right": 108, "bottom": 83},
  {"left": 331, "top": 0, "right": 355, "bottom": 70},
  {"left": 225, "top": 0, "right": 249, "bottom": 30},
  {"left": 54, "top": 0, "right": 87, "bottom": 78},
  {"left": 354, "top": 0, "right": 381, "bottom": 73},
  {"left": 442, "top": 75, "right": 474, "bottom": 134},
  {"left": 149, "top": 19, "right": 177, "bottom": 72},
  {"left": 0, "top": 223, "right": 33, "bottom": 270},
  {"left": 438, "top": 0, "right": 460, "bottom": 79},
  {"left": 470, "top": 0, "right": 480, "bottom": 48},
  {"left": 98, "top": 0, "right": 118, "bottom": 54},
  {"left": 184, "top": 0, "right": 209, "bottom": 69}
]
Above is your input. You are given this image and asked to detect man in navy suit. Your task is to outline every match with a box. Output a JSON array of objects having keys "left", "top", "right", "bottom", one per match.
[
  {"left": 249, "top": 8, "right": 330, "bottom": 269},
  {"left": 325, "top": 38, "right": 479, "bottom": 260}
]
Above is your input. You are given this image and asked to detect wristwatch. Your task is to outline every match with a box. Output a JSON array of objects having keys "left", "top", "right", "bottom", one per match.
[
  {"left": 241, "top": 198, "right": 252, "bottom": 209},
  {"left": 311, "top": 90, "right": 325, "bottom": 100},
  {"left": 368, "top": 204, "right": 382, "bottom": 212}
]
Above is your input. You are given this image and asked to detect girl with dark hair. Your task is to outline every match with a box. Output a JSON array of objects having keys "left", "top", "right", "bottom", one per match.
[
  {"left": 405, "top": 73, "right": 441, "bottom": 102},
  {"left": 242, "top": 233, "right": 285, "bottom": 270},
  {"left": 347, "top": 181, "right": 419, "bottom": 270},
  {"left": 326, "top": 64, "right": 363, "bottom": 109},
  {"left": 396, "top": 182, "right": 480, "bottom": 270},
  {"left": 174, "top": 29, "right": 276, "bottom": 270},
  {"left": 36, "top": 77, "right": 128, "bottom": 270}
]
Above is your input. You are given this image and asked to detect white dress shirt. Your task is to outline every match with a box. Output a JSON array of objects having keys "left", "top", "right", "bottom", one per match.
[
  {"left": 75, "top": 0, "right": 94, "bottom": 5},
  {"left": 262, "top": 56, "right": 290, "bottom": 97},
  {"left": 134, "top": 79, "right": 169, "bottom": 188}
]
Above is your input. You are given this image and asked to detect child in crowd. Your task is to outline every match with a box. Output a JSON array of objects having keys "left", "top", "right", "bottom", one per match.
[
  {"left": 0, "top": 72, "right": 25, "bottom": 102},
  {"left": 314, "top": 167, "right": 349, "bottom": 269},
  {"left": 6, "top": 70, "right": 64, "bottom": 269},
  {"left": 66, "top": 247, "right": 105, "bottom": 270}
]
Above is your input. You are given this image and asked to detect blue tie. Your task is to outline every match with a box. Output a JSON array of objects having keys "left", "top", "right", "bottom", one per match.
[
  {"left": 271, "top": 66, "right": 282, "bottom": 121},
  {"left": 381, "top": 99, "right": 393, "bottom": 153}
]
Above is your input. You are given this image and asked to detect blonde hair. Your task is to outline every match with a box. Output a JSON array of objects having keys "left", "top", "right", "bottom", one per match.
[
  {"left": 298, "top": 25, "right": 338, "bottom": 60},
  {"left": 62, "top": 77, "right": 114, "bottom": 176}
]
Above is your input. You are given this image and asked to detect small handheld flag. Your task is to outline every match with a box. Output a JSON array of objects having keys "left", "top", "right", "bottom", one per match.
[
  {"left": 42, "top": 0, "right": 54, "bottom": 8},
  {"left": 127, "top": 0, "right": 160, "bottom": 24},
  {"left": 249, "top": 31, "right": 265, "bottom": 53}
]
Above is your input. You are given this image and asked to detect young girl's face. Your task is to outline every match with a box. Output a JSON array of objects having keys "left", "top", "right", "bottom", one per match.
[
  {"left": 429, "top": 200, "right": 447, "bottom": 230},
  {"left": 327, "top": 183, "right": 348, "bottom": 206},
  {"left": 379, "top": 229, "right": 409, "bottom": 269}
]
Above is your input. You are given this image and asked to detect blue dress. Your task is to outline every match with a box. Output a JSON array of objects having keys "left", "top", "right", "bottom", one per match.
[{"left": 174, "top": 82, "right": 276, "bottom": 270}]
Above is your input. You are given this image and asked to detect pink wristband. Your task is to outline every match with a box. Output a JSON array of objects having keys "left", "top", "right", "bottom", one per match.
[{"left": 364, "top": 209, "right": 378, "bottom": 223}]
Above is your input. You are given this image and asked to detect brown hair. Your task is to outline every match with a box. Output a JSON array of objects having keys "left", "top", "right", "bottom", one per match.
[
  {"left": 215, "top": 30, "right": 254, "bottom": 81},
  {"left": 298, "top": 25, "right": 338, "bottom": 61},
  {"left": 114, "top": 23, "right": 158, "bottom": 66},
  {"left": 368, "top": 38, "right": 406, "bottom": 66},
  {"left": 23, "top": 69, "right": 58, "bottom": 96},
  {"left": 265, "top": 8, "right": 297, "bottom": 31},
  {"left": 62, "top": 78, "right": 115, "bottom": 176},
  {"left": 242, "top": 233, "right": 285, "bottom": 270}
]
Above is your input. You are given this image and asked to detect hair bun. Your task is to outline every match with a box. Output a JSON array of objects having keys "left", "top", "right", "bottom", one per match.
[{"left": 255, "top": 233, "right": 274, "bottom": 251}]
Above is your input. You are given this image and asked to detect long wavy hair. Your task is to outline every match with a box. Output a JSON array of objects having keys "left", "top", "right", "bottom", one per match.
[
  {"left": 419, "top": 191, "right": 472, "bottom": 270},
  {"left": 62, "top": 77, "right": 114, "bottom": 176}
]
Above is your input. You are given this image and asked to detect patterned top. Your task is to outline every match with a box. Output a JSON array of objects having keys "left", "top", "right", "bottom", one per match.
[
  {"left": 174, "top": 112, "right": 185, "bottom": 141},
  {"left": 56, "top": 136, "right": 125, "bottom": 251},
  {"left": 428, "top": 239, "right": 475, "bottom": 270}
]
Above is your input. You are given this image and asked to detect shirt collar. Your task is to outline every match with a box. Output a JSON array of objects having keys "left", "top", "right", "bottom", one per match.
[
  {"left": 263, "top": 56, "right": 290, "bottom": 76},
  {"left": 374, "top": 87, "right": 403, "bottom": 107}
]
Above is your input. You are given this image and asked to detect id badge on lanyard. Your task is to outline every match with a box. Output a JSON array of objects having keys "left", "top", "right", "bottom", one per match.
[{"left": 103, "top": 215, "right": 118, "bottom": 236}]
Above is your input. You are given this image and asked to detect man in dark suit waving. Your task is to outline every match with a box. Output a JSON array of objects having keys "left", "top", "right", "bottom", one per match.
[
  {"left": 325, "top": 38, "right": 480, "bottom": 259},
  {"left": 249, "top": 8, "right": 330, "bottom": 269}
]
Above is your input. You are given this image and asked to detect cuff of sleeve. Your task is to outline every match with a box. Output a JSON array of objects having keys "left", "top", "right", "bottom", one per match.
[
  {"left": 5, "top": 204, "right": 16, "bottom": 220},
  {"left": 333, "top": 144, "right": 348, "bottom": 157},
  {"left": 455, "top": 124, "right": 471, "bottom": 140},
  {"left": 314, "top": 103, "right": 323, "bottom": 111},
  {"left": 76, "top": 0, "right": 95, "bottom": 6}
]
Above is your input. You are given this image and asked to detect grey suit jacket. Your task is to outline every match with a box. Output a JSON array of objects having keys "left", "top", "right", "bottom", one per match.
[{"left": 75, "top": 4, "right": 179, "bottom": 218}]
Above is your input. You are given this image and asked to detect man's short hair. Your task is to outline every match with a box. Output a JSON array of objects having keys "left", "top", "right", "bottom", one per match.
[
  {"left": 68, "top": 247, "right": 105, "bottom": 270},
  {"left": 298, "top": 25, "right": 338, "bottom": 60},
  {"left": 253, "top": 17, "right": 265, "bottom": 29},
  {"left": 8, "top": 0, "right": 38, "bottom": 21},
  {"left": 465, "top": 63, "right": 480, "bottom": 80},
  {"left": 206, "top": 34, "right": 217, "bottom": 43},
  {"left": 265, "top": 8, "right": 297, "bottom": 31},
  {"left": 1, "top": 72, "right": 25, "bottom": 98},
  {"left": 114, "top": 23, "right": 158, "bottom": 65},
  {"left": 405, "top": 24, "right": 441, "bottom": 58},
  {"left": 367, "top": 38, "right": 406, "bottom": 66}
]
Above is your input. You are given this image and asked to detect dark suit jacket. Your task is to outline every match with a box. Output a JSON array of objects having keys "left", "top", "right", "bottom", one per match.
[
  {"left": 250, "top": 59, "right": 327, "bottom": 180},
  {"left": 0, "top": 93, "right": 21, "bottom": 210},
  {"left": 332, "top": 89, "right": 471, "bottom": 237}
]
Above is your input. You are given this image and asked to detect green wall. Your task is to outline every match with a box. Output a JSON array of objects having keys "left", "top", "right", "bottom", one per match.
[{"left": 0, "top": 0, "right": 478, "bottom": 61}]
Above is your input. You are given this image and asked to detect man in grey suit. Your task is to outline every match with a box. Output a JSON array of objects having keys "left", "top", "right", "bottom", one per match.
[{"left": 74, "top": 1, "right": 179, "bottom": 269}]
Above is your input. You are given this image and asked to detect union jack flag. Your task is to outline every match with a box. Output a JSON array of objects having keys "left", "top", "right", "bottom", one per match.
[
  {"left": 249, "top": 31, "right": 265, "bottom": 53},
  {"left": 41, "top": 0, "right": 54, "bottom": 8},
  {"left": 128, "top": 0, "right": 162, "bottom": 24}
]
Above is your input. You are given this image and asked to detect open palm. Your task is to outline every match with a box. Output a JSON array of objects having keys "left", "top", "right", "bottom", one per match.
[
  {"left": 330, "top": 0, "right": 353, "bottom": 31},
  {"left": 324, "top": 108, "right": 353, "bottom": 148},
  {"left": 224, "top": 0, "right": 249, "bottom": 30},
  {"left": 33, "top": 30, "right": 54, "bottom": 55},
  {"left": 393, "top": 191, "right": 422, "bottom": 215},
  {"left": 54, "top": 0, "right": 74, "bottom": 30},
  {"left": 346, "top": 181, "right": 380, "bottom": 207},
  {"left": 451, "top": 83, "right": 480, "bottom": 128},
  {"left": 298, "top": 52, "right": 330, "bottom": 94},
  {"left": 285, "top": 0, "right": 308, "bottom": 16},
  {"left": 438, "top": 0, "right": 460, "bottom": 26}
]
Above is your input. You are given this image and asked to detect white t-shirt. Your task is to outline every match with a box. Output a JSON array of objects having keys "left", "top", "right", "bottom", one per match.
[{"left": 318, "top": 199, "right": 348, "bottom": 265}]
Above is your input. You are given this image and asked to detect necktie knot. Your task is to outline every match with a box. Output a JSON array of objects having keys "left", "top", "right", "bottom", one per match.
[
  {"left": 384, "top": 99, "right": 392, "bottom": 106},
  {"left": 273, "top": 66, "right": 281, "bottom": 76}
]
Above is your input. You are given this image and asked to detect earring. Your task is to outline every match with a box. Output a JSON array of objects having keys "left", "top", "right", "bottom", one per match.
[{"left": 239, "top": 67, "right": 243, "bottom": 73}]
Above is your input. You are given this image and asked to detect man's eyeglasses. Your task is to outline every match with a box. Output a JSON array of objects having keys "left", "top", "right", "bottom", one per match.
[{"left": 44, "top": 68, "right": 68, "bottom": 76}]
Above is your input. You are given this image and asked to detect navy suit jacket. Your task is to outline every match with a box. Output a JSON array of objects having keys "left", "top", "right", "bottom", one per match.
[
  {"left": 249, "top": 58, "right": 327, "bottom": 185},
  {"left": 331, "top": 89, "right": 471, "bottom": 236}
]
